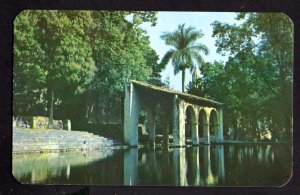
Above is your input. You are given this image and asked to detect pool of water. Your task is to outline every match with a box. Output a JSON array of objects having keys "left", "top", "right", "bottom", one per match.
[{"left": 12, "top": 144, "right": 292, "bottom": 186}]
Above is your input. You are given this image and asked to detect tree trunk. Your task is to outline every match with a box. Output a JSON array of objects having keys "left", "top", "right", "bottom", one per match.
[
  {"left": 182, "top": 69, "right": 186, "bottom": 93},
  {"left": 88, "top": 103, "right": 94, "bottom": 123},
  {"left": 106, "top": 99, "right": 111, "bottom": 123},
  {"left": 48, "top": 85, "right": 54, "bottom": 129}
]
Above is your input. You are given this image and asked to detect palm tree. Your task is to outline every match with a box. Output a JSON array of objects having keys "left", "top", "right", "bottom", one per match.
[{"left": 160, "top": 24, "right": 209, "bottom": 92}]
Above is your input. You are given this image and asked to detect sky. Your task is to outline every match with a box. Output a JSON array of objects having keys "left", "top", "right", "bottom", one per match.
[{"left": 140, "top": 12, "right": 239, "bottom": 92}]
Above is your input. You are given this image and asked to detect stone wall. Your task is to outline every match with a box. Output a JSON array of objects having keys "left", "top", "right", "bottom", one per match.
[{"left": 13, "top": 116, "right": 71, "bottom": 130}]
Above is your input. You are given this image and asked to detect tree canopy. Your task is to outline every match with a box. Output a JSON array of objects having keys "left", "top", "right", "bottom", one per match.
[
  {"left": 13, "top": 10, "right": 160, "bottom": 126},
  {"left": 188, "top": 13, "right": 293, "bottom": 141},
  {"left": 14, "top": 11, "right": 293, "bottom": 141}
]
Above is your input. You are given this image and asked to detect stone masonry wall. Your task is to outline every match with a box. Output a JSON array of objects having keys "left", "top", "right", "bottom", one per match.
[{"left": 13, "top": 116, "right": 71, "bottom": 130}]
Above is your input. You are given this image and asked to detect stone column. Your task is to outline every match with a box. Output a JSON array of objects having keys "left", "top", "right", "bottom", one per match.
[
  {"left": 124, "top": 83, "right": 139, "bottom": 146},
  {"left": 148, "top": 120, "right": 156, "bottom": 146},
  {"left": 203, "top": 123, "right": 210, "bottom": 144},
  {"left": 217, "top": 108, "right": 224, "bottom": 142},
  {"left": 173, "top": 95, "right": 184, "bottom": 146},
  {"left": 163, "top": 123, "right": 170, "bottom": 145},
  {"left": 191, "top": 122, "right": 199, "bottom": 145},
  {"left": 124, "top": 148, "right": 138, "bottom": 185},
  {"left": 63, "top": 119, "right": 71, "bottom": 131},
  {"left": 178, "top": 101, "right": 186, "bottom": 146},
  {"left": 124, "top": 83, "right": 131, "bottom": 145},
  {"left": 214, "top": 124, "right": 220, "bottom": 143},
  {"left": 149, "top": 105, "right": 160, "bottom": 146}
]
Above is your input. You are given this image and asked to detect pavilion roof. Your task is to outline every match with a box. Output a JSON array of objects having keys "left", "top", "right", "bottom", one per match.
[{"left": 130, "top": 80, "right": 224, "bottom": 107}]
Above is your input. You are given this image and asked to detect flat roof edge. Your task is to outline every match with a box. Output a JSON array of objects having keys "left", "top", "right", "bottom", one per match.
[{"left": 129, "top": 80, "right": 224, "bottom": 106}]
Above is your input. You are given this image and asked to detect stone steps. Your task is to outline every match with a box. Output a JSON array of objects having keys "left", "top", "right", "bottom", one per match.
[{"left": 13, "top": 128, "right": 116, "bottom": 153}]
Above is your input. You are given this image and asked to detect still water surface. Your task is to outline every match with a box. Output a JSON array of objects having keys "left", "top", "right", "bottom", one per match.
[{"left": 13, "top": 144, "right": 291, "bottom": 186}]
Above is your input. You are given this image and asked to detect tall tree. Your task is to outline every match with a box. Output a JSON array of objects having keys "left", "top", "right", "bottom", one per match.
[
  {"left": 160, "top": 24, "right": 209, "bottom": 92},
  {"left": 14, "top": 11, "right": 160, "bottom": 127},
  {"left": 14, "top": 11, "right": 46, "bottom": 116},
  {"left": 14, "top": 10, "right": 96, "bottom": 128},
  {"left": 78, "top": 11, "right": 159, "bottom": 123}
]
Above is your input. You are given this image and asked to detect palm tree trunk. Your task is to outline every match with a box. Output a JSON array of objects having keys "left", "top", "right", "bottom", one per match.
[{"left": 182, "top": 69, "right": 185, "bottom": 93}]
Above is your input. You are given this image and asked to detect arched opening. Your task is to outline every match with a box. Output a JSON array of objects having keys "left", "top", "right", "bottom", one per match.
[
  {"left": 185, "top": 105, "right": 196, "bottom": 144},
  {"left": 198, "top": 109, "right": 208, "bottom": 141},
  {"left": 138, "top": 108, "right": 153, "bottom": 144},
  {"left": 209, "top": 109, "right": 219, "bottom": 142}
]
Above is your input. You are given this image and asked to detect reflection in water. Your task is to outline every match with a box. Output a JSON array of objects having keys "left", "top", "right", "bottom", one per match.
[
  {"left": 13, "top": 149, "right": 114, "bottom": 184},
  {"left": 215, "top": 145, "right": 225, "bottom": 183},
  {"left": 202, "top": 146, "right": 218, "bottom": 185},
  {"left": 126, "top": 145, "right": 225, "bottom": 186},
  {"left": 124, "top": 148, "right": 138, "bottom": 185},
  {"left": 190, "top": 147, "right": 200, "bottom": 185},
  {"left": 173, "top": 148, "right": 188, "bottom": 186},
  {"left": 13, "top": 144, "right": 291, "bottom": 186}
]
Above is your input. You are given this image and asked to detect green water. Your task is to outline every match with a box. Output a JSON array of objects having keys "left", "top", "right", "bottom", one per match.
[{"left": 12, "top": 144, "right": 292, "bottom": 186}]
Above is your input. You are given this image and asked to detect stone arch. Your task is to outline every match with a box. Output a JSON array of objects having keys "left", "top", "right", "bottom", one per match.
[
  {"left": 185, "top": 105, "right": 197, "bottom": 144},
  {"left": 198, "top": 109, "right": 208, "bottom": 137},
  {"left": 209, "top": 109, "right": 219, "bottom": 142},
  {"left": 198, "top": 109, "right": 209, "bottom": 144}
]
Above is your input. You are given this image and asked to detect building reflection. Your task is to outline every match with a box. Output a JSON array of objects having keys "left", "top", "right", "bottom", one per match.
[
  {"left": 123, "top": 145, "right": 225, "bottom": 186},
  {"left": 230, "top": 144, "right": 276, "bottom": 165},
  {"left": 125, "top": 147, "right": 165, "bottom": 185},
  {"left": 14, "top": 144, "right": 288, "bottom": 185},
  {"left": 122, "top": 144, "right": 289, "bottom": 186},
  {"left": 172, "top": 145, "right": 226, "bottom": 186},
  {"left": 214, "top": 145, "right": 225, "bottom": 184},
  {"left": 201, "top": 146, "right": 217, "bottom": 185},
  {"left": 173, "top": 148, "right": 188, "bottom": 186},
  {"left": 123, "top": 148, "right": 138, "bottom": 185},
  {"left": 123, "top": 145, "right": 286, "bottom": 186},
  {"left": 190, "top": 147, "right": 201, "bottom": 185}
]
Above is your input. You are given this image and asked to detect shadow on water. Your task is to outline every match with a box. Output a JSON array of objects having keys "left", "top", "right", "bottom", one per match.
[{"left": 13, "top": 144, "right": 292, "bottom": 186}]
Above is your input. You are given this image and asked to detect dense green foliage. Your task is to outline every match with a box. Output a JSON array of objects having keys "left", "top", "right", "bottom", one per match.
[
  {"left": 14, "top": 10, "right": 160, "bottom": 126},
  {"left": 14, "top": 11, "right": 293, "bottom": 142},
  {"left": 188, "top": 13, "right": 293, "bottom": 141},
  {"left": 160, "top": 24, "right": 209, "bottom": 92}
]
